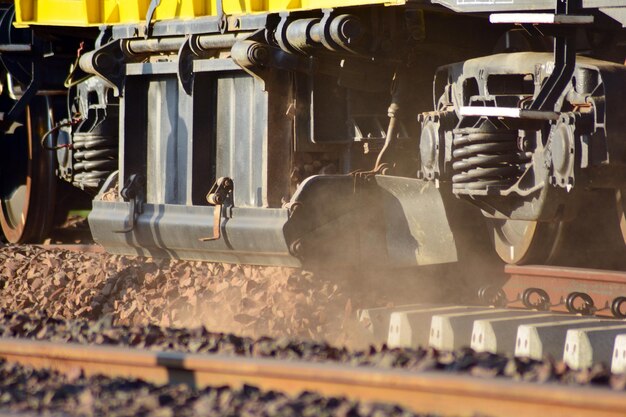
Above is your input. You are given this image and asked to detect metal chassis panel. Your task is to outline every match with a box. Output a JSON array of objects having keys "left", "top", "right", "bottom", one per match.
[
  {"left": 431, "top": 0, "right": 626, "bottom": 13},
  {"left": 90, "top": 49, "right": 297, "bottom": 264},
  {"left": 89, "top": 201, "right": 296, "bottom": 265},
  {"left": 429, "top": 0, "right": 626, "bottom": 27},
  {"left": 112, "top": 15, "right": 268, "bottom": 39}
]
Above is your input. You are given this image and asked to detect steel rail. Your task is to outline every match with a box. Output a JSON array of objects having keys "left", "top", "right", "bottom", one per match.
[
  {"left": 1, "top": 338, "right": 626, "bottom": 417},
  {"left": 504, "top": 264, "right": 626, "bottom": 316}
]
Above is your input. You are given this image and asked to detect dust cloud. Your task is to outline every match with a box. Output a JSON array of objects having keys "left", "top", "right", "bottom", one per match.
[{"left": 0, "top": 229, "right": 507, "bottom": 351}]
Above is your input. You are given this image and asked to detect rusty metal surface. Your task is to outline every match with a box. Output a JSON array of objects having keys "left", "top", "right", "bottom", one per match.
[
  {"left": 2, "top": 338, "right": 626, "bottom": 417},
  {"left": 504, "top": 265, "right": 626, "bottom": 316},
  {"left": 506, "top": 265, "right": 626, "bottom": 282}
]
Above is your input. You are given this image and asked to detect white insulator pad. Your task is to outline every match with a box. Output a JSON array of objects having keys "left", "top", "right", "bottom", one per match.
[
  {"left": 563, "top": 325, "right": 626, "bottom": 370},
  {"left": 515, "top": 319, "right": 616, "bottom": 360},
  {"left": 429, "top": 309, "right": 534, "bottom": 351},
  {"left": 610, "top": 334, "right": 626, "bottom": 374},
  {"left": 387, "top": 306, "right": 483, "bottom": 348},
  {"left": 471, "top": 313, "right": 567, "bottom": 355},
  {"left": 357, "top": 304, "right": 433, "bottom": 343}
]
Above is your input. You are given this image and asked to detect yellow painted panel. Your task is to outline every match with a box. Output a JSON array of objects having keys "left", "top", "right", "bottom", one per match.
[
  {"left": 154, "top": 0, "right": 194, "bottom": 19},
  {"left": 30, "top": 0, "right": 95, "bottom": 25},
  {"left": 301, "top": 0, "right": 394, "bottom": 8},
  {"left": 14, "top": 0, "right": 398, "bottom": 26},
  {"left": 119, "top": 0, "right": 150, "bottom": 22},
  {"left": 102, "top": 0, "right": 120, "bottom": 23},
  {"left": 266, "top": 0, "right": 301, "bottom": 11},
  {"left": 205, "top": 0, "right": 216, "bottom": 15},
  {"left": 223, "top": 0, "right": 263, "bottom": 14},
  {"left": 16, "top": 0, "right": 34, "bottom": 22}
]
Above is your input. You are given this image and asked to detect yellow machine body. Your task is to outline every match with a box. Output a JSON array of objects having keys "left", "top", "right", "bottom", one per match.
[{"left": 14, "top": 0, "right": 402, "bottom": 27}]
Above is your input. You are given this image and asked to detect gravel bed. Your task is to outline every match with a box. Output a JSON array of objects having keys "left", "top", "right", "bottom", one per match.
[
  {"left": 0, "top": 358, "right": 434, "bottom": 417},
  {"left": 4, "top": 244, "right": 623, "bottom": 389},
  {"left": 1, "top": 309, "right": 625, "bottom": 390},
  {"left": 0, "top": 245, "right": 457, "bottom": 349},
  {"left": 0, "top": 245, "right": 370, "bottom": 348}
]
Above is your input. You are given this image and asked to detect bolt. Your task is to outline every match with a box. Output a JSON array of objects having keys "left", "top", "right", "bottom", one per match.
[
  {"left": 248, "top": 44, "right": 269, "bottom": 66},
  {"left": 94, "top": 53, "right": 117, "bottom": 72}
]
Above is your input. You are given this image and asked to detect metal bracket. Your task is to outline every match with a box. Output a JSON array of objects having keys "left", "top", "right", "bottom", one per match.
[
  {"left": 144, "top": 0, "right": 162, "bottom": 38},
  {"left": 216, "top": 0, "right": 227, "bottom": 34},
  {"left": 418, "top": 108, "right": 457, "bottom": 181},
  {"left": 178, "top": 35, "right": 200, "bottom": 96},
  {"left": 529, "top": 30, "right": 576, "bottom": 112},
  {"left": 78, "top": 40, "right": 129, "bottom": 97},
  {"left": 200, "top": 177, "right": 234, "bottom": 241},
  {"left": 114, "top": 174, "right": 145, "bottom": 233},
  {"left": 231, "top": 36, "right": 307, "bottom": 87},
  {"left": 374, "top": 64, "right": 414, "bottom": 173},
  {"left": 488, "top": 1, "right": 584, "bottom": 112},
  {"left": 3, "top": 38, "right": 43, "bottom": 123}
]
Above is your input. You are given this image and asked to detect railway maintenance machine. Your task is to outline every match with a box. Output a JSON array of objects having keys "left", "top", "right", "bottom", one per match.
[{"left": 2, "top": 0, "right": 626, "bottom": 273}]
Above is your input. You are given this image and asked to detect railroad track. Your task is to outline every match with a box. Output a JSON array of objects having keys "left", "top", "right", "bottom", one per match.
[
  {"left": 502, "top": 265, "right": 626, "bottom": 317},
  {"left": 6, "top": 245, "right": 626, "bottom": 416},
  {"left": 358, "top": 265, "right": 626, "bottom": 371},
  {"left": 1, "top": 338, "right": 626, "bottom": 417}
]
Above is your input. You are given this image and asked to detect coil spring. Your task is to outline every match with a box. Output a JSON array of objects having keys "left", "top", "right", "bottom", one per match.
[
  {"left": 72, "top": 118, "right": 118, "bottom": 191},
  {"left": 451, "top": 127, "right": 530, "bottom": 192}
]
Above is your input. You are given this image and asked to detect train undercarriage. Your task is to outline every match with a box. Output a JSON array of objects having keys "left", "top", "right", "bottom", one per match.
[{"left": 2, "top": 0, "right": 626, "bottom": 277}]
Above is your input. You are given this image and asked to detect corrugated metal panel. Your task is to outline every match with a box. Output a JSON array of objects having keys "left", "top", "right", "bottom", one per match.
[
  {"left": 215, "top": 74, "right": 267, "bottom": 208},
  {"left": 145, "top": 76, "right": 193, "bottom": 205},
  {"left": 124, "top": 63, "right": 265, "bottom": 209}
]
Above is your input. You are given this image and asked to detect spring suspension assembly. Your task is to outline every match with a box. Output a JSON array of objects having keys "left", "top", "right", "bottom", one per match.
[
  {"left": 451, "top": 125, "right": 531, "bottom": 194},
  {"left": 72, "top": 109, "right": 118, "bottom": 190},
  {"left": 55, "top": 77, "right": 118, "bottom": 192}
]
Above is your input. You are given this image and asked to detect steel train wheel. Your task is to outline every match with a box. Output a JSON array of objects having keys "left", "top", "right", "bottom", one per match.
[
  {"left": 493, "top": 191, "right": 626, "bottom": 267},
  {"left": 0, "top": 96, "right": 56, "bottom": 243},
  {"left": 490, "top": 219, "right": 563, "bottom": 265}
]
